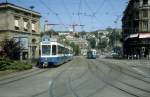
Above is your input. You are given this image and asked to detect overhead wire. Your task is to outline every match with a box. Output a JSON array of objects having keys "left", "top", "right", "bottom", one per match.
[
  {"left": 78, "top": 0, "right": 82, "bottom": 25},
  {"left": 106, "top": 0, "right": 122, "bottom": 28},
  {"left": 16, "top": 0, "right": 123, "bottom": 31},
  {"left": 83, "top": 0, "right": 105, "bottom": 29},
  {"left": 16, "top": 0, "right": 25, "bottom": 5},
  {"left": 39, "top": 0, "right": 66, "bottom": 29},
  {"left": 62, "top": 0, "right": 73, "bottom": 24},
  {"left": 78, "top": 0, "right": 85, "bottom": 31},
  {"left": 93, "top": 0, "right": 106, "bottom": 16}
]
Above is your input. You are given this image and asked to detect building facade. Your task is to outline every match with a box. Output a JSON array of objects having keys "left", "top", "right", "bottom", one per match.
[
  {"left": 66, "top": 35, "right": 88, "bottom": 55},
  {"left": 0, "top": 3, "right": 41, "bottom": 60},
  {"left": 122, "top": 0, "right": 150, "bottom": 59}
]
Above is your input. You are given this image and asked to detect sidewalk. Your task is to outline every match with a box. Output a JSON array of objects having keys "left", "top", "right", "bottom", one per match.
[{"left": 100, "top": 58, "right": 150, "bottom": 68}]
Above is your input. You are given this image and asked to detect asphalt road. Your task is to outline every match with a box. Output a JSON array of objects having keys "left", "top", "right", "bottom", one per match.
[{"left": 0, "top": 56, "right": 150, "bottom": 97}]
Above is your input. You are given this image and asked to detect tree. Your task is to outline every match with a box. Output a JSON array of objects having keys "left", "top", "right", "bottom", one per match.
[
  {"left": 74, "top": 33, "right": 79, "bottom": 38},
  {"left": 70, "top": 42, "right": 80, "bottom": 55},
  {"left": 40, "top": 30, "right": 58, "bottom": 37},
  {"left": 97, "top": 38, "right": 108, "bottom": 51},
  {"left": 87, "top": 38, "right": 96, "bottom": 49},
  {"left": 108, "top": 29, "right": 121, "bottom": 48},
  {"left": 0, "top": 38, "right": 23, "bottom": 60}
]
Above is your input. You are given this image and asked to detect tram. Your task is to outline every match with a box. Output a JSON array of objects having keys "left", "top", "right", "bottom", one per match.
[
  {"left": 87, "top": 49, "right": 97, "bottom": 59},
  {"left": 38, "top": 36, "right": 73, "bottom": 67}
]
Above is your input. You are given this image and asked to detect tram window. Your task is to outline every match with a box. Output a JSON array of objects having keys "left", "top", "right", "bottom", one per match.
[
  {"left": 64, "top": 48, "right": 67, "bottom": 54},
  {"left": 66, "top": 48, "right": 69, "bottom": 54},
  {"left": 52, "top": 45, "right": 56, "bottom": 55},
  {"left": 42, "top": 45, "right": 51, "bottom": 56},
  {"left": 58, "top": 46, "right": 63, "bottom": 54},
  {"left": 58, "top": 46, "right": 61, "bottom": 54}
]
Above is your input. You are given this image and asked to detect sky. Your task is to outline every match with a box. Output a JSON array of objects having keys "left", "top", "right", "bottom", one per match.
[{"left": 1, "top": 0, "right": 128, "bottom": 32}]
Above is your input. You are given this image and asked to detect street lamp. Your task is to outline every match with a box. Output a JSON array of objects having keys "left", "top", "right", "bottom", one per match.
[{"left": 28, "top": 5, "right": 34, "bottom": 61}]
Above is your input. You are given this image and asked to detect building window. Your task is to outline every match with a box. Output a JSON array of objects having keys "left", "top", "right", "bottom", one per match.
[
  {"left": 32, "top": 23, "right": 35, "bottom": 32},
  {"left": 143, "top": 0, "right": 148, "bottom": 5},
  {"left": 24, "top": 21, "right": 28, "bottom": 31},
  {"left": 143, "top": 9, "right": 148, "bottom": 18},
  {"left": 14, "top": 19, "right": 20, "bottom": 30},
  {"left": 143, "top": 21, "right": 148, "bottom": 31}
]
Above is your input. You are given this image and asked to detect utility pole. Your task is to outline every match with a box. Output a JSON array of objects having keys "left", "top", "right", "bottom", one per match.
[
  {"left": 44, "top": 20, "right": 48, "bottom": 32},
  {"left": 43, "top": 23, "right": 84, "bottom": 37},
  {"left": 28, "top": 5, "right": 34, "bottom": 61},
  {"left": 46, "top": 23, "right": 60, "bottom": 30},
  {"left": 69, "top": 23, "right": 84, "bottom": 36},
  {"left": 45, "top": 23, "right": 60, "bottom": 37}
]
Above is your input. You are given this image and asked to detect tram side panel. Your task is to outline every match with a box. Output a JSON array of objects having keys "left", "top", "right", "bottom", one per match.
[{"left": 38, "top": 42, "right": 73, "bottom": 67}]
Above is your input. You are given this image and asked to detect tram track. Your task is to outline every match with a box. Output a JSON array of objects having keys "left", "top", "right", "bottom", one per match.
[
  {"left": 28, "top": 63, "right": 74, "bottom": 97},
  {"left": 63, "top": 59, "right": 110, "bottom": 97},
  {"left": 67, "top": 58, "right": 122, "bottom": 97},
  {"left": 98, "top": 59, "right": 150, "bottom": 84},
  {"left": 49, "top": 57, "right": 89, "bottom": 97},
  {"left": 30, "top": 58, "right": 79, "bottom": 97},
  {"left": 28, "top": 59, "right": 76, "bottom": 97},
  {"left": 103, "top": 59, "right": 150, "bottom": 79},
  {"left": 31, "top": 57, "right": 150, "bottom": 97},
  {"left": 90, "top": 59, "right": 150, "bottom": 97},
  {"left": 51, "top": 58, "right": 142, "bottom": 97}
]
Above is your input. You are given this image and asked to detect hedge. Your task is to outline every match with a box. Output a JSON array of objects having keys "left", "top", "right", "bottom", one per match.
[{"left": 0, "top": 60, "right": 32, "bottom": 71}]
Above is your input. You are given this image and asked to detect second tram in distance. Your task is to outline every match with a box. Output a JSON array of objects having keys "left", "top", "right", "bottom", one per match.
[{"left": 87, "top": 49, "right": 97, "bottom": 59}]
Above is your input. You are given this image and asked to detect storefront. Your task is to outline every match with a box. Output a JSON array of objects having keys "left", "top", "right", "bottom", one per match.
[{"left": 123, "top": 33, "right": 150, "bottom": 59}]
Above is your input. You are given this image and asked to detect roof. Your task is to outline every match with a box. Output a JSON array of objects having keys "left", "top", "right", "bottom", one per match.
[{"left": 0, "top": 3, "right": 41, "bottom": 17}]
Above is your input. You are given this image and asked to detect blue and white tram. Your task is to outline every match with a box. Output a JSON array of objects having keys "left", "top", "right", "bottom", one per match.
[
  {"left": 38, "top": 39, "right": 73, "bottom": 67},
  {"left": 87, "top": 49, "right": 97, "bottom": 59},
  {"left": 64, "top": 46, "right": 73, "bottom": 61}
]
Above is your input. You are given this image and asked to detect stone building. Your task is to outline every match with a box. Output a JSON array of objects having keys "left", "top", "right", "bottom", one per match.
[
  {"left": 122, "top": 0, "right": 150, "bottom": 59},
  {"left": 0, "top": 3, "right": 41, "bottom": 60},
  {"left": 66, "top": 35, "right": 88, "bottom": 55}
]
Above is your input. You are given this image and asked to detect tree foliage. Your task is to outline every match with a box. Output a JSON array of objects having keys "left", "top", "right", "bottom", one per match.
[
  {"left": 41, "top": 30, "right": 58, "bottom": 37},
  {"left": 97, "top": 38, "right": 108, "bottom": 51},
  {"left": 0, "top": 38, "right": 23, "bottom": 60},
  {"left": 87, "top": 38, "right": 96, "bottom": 49},
  {"left": 70, "top": 42, "right": 80, "bottom": 55},
  {"left": 108, "top": 29, "right": 121, "bottom": 47}
]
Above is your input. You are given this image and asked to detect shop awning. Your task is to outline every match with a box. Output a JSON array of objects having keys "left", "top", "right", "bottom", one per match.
[
  {"left": 130, "top": 33, "right": 139, "bottom": 38},
  {"left": 139, "top": 33, "right": 150, "bottom": 38},
  {"left": 125, "top": 33, "right": 138, "bottom": 41}
]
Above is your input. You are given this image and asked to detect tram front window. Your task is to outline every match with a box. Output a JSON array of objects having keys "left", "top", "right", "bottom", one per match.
[
  {"left": 42, "top": 45, "right": 51, "bottom": 56},
  {"left": 52, "top": 45, "right": 56, "bottom": 55}
]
